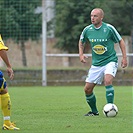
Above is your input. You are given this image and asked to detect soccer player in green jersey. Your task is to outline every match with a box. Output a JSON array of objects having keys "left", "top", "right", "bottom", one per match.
[{"left": 78, "top": 8, "right": 127, "bottom": 116}]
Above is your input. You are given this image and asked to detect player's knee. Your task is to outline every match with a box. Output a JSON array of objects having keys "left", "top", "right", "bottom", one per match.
[
  {"left": 84, "top": 86, "right": 93, "bottom": 94},
  {"left": 104, "top": 79, "right": 112, "bottom": 86},
  {"left": 104, "top": 74, "right": 113, "bottom": 86}
]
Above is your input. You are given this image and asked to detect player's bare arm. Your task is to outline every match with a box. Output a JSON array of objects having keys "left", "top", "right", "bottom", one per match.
[
  {"left": 78, "top": 40, "right": 88, "bottom": 63},
  {"left": 0, "top": 50, "right": 14, "bottom": 80},
  {"left": 119, "top": 39, "right": 128, "bottom": 68}
]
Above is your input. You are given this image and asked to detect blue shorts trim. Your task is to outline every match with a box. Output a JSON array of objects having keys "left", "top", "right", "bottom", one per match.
[{"left": 0, "top": 71, "right": 7, "bottom": 89}]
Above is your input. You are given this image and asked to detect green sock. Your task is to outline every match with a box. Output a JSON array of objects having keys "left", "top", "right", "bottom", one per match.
[
  {"left": 105, "top": 85, "right": 114, "bottom": 103},
  {"left": 86, "top": 93, "right": 98, "bottom": 113}
]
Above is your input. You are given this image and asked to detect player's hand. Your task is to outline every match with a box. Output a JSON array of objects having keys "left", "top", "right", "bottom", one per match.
[
  {"left": 121, "top": 57, "right": 127, "bottom": 68},
  {"left": 80, "top": 55, "right": 88, "bottom": 63},
  {"left": 7, "top": 67, "right": 14, "bottom": 80}
]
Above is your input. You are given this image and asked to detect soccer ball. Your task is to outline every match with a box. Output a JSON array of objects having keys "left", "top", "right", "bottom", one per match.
[{"left": 103, "top": 103, "right": 118, "bottom": 117}]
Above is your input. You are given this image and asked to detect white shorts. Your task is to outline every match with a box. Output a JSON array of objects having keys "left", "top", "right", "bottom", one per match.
[{"left": 85, "top": 62, "right": 118, "bottom": 84}]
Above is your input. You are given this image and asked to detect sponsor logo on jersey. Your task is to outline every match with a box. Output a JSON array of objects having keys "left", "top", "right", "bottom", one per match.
[
  {"left": 89, "top": 38, "right": 108, "bottom": 42},
  {"left": 92, "top": 45, "right": 107, "bottom": 55}
]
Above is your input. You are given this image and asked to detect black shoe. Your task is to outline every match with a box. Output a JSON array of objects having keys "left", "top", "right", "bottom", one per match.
[{"left": 84, "top": 111, "right": 99, "bottom": 116}]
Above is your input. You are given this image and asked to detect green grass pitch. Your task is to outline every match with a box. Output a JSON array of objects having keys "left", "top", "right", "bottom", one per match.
[{"left": 0, "top": 86, "right": 132, "bottom": 133}]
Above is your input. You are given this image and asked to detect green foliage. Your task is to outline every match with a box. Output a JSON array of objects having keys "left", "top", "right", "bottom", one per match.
[
  {"left": 0, "top": 0, "right": 42, "bottom": 66},
  {"left": 0, "top": 0, "right": 42, "bottom": 41},
  {"left": 101, "top": 0, "right": 132, "bottom": 35},
  {"left": 55, "top": 0, "right": 95, "bottom": 53},
  {"left": 54, "top": 0, "right": 132, "bottom": 53}
]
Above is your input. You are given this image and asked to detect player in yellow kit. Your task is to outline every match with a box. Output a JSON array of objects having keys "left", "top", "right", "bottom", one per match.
[{"left": 0, "top": 35, "right": 20, "bottom": 130}]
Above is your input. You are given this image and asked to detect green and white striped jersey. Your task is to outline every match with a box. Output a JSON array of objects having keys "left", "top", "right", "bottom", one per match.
[{"left": 80, "top": 22, "right": 122, "bottom": 66}]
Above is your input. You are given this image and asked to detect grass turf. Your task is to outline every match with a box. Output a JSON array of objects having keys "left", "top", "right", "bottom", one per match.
[{"left": 0, "top": 86, "right": 132, "bottom": 133}]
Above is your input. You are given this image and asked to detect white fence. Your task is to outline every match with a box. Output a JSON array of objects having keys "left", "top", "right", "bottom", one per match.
[
  {"left": 46, "top": 53, "right": 133, "bottom": 68},
  {"left": 46, "top": 53, "right": 133, "bottom": 57},
  {"left": 41, "top": 53, "right": 133, "bottom": 86}
]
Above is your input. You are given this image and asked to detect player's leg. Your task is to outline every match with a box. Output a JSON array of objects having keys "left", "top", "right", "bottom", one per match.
[
  {"left": 0, "top": 71, "right": 20, "bottom": 130},
  {"left": 1, "top": 90, "right": 20, "bottom": 130},
  {"left": 84, "top": 82, "right": 99, "bottom": 116},
  {"left": 1, "top": 90, "right": 11, "bottom": 126},
  {"left": 84, "top": 66, "right": 104, "bottom": 116},
  {"left": 104, "top": 62, "right": 118, "bottom": 103},
  {"left": 104, "top": 74, "right": 114, "bottom": 103}
]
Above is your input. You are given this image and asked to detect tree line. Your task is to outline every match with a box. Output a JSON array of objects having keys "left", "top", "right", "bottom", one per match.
[
  {"left": 0, "top": 0, "right": 132, "bottom": 66},
  {"left": 0, "top": 0, "right": 42, "bottom": 66},
  {"left": 54, "top": 0, "right": 133, "bottom": 53}
]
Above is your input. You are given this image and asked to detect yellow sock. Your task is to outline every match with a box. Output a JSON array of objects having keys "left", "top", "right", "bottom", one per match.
[{"left": 1, "top": 93, "right": 11, "bottom": 126}]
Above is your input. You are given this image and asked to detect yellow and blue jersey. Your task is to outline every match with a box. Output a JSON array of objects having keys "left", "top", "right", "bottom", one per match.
[
  {"left": 0, "top": 71, "right": 6, "bottom": 90},
  {"left": 0, "top": 35, "right": 8, "bottom": 51},
  {"left": 0, "top": 35, "right": 7, "bottom": 90}
]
